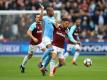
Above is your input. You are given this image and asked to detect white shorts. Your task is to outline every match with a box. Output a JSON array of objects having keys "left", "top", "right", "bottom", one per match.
[
  {"left": 53, "top": 46, "right": 64, "bottom": 59},
  {"left": 67, "top": 44, "right": 81, "bottom": 51},
  {"left": 39, "top": 37, "right": 52, "bottom": 49},
  {"left": 28, "top": 45, "right": 40, "bottom": 54}
]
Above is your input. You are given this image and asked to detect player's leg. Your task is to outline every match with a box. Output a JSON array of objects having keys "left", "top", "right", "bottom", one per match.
[
  {"left": 64, "top": 44, "right": 73, "bottom": 59},
  {"left": 41, "top": 47, "right": 51, "bottom": 61},
  {"left": 41, "top": 37, "right": 55, "bottom": 68},
  {"left": 20, "top": 45, "right": 36, "bottom": 73},
  {"left": 64, "top": 51, "right": 69, "bottom": 59},
  {"left": 41, "top": 47, "right": 53, "bottom": 68},
  {"left": 53, "top": 48, "right": 65, "bottom": 75},
  {"left": 49, "top": 46, "right": 57, "bottom": 76},
  {"left": 39, "top": 54, "right": 51, "bottom": 76},
  {"left": 53, "top": 58, "right": 65, "bottom": 74},
  {"left": 39, "top": 37, "right": 53, "bottom": 64},
  {"left": 63, "top": 41, "right": 69, "bottom": 59},
  {"left": 49, "top": 51, "right": 57, "bottom": 76},
  {"left": 41, "top": 47, "right": 54, "bottom": 76},
  {"left": 39, "top": 37, "right": 57, "bottom": 76},
  {"left": 38, "top": 40, "right": 54, "bottom": 75},
  {"left": 72, "top": 44, "right": 81, "bottom": 65},
  {"left": 56, "top": 48, "right": 65, "bottom": 68}
]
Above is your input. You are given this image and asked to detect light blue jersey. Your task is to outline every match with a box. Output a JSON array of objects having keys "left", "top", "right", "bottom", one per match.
[
  {"left": 42, "top": 16, "right": 55, "bottom": 40},
  {"left": 28, "top": 22, "right": 36, "bottom": 31}
]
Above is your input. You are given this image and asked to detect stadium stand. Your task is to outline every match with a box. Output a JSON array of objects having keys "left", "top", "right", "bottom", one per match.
[{"left": 0, "top": 0, "right": 107, "bottom": 42}]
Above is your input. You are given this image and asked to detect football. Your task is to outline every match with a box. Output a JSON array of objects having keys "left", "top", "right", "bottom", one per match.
[{"left": 83, "top": 58, "right": 92, "bottom": 67}]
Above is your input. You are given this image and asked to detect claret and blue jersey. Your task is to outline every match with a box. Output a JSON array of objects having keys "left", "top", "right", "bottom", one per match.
[{"left": 66, "top": 25, "right": 80, "bottom": 44}]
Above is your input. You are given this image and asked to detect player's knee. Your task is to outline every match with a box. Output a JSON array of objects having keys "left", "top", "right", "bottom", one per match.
[
  {"left": 76, "top": 47, "right": 81, "bottom": 52},
  {"left": 51, "top": 52, "right": 57, "bottom": 59},
  {"left": 58, "top": 62, "right": 65, "bottom": 67},
  {"left": 75, "top": 45, "right": 81, "bottom": 51},
  {"left": 76, "top": 49, "right": 80, "bottom": 52},
  {"left": 48, "top": 47, "right": 54, "bottom": 51},
  {"left": 41, "top": 48, "right": 46, "bottom": 52},
  {"left": 59, "top": 59, "right": 65, "bottom": 65},
  {"left": 28, "top": 53, "right": 33, "bottom": 59},
  {"left": 46, "top": 44, "right": 52, "bottom": 48}
]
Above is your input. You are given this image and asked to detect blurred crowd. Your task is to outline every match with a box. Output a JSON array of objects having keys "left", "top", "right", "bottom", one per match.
[{"left": 0, "top": 0, "right": 107, "bottom": 42}]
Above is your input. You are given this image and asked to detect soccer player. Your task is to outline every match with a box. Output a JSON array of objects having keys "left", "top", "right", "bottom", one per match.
[
  {"left": 20, "top": 5, "right": 44, "bottom": 73},
  {"left": 51, "top": 18, "right": 71, "bottom": 76},
  {"left": 64, "top": 17, "right": 81, "bottom": 65},
  {"left": 38, "top": 6, "right": 59, "bottom": 76}
]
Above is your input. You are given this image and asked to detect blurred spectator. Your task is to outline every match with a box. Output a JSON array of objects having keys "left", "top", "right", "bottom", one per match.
[
  {"left": 0, "top": 0, "right": 5, "bottom": 10},
  {"left": 0, "top": 0, "right": 107, "bottom": 42}
]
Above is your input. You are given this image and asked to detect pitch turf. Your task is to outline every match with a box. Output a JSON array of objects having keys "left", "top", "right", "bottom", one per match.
[{"left": 0, "top": 56, "right": 107, "bottom": 80}]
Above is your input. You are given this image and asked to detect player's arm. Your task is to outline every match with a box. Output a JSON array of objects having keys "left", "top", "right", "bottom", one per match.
[
  {"left": 77, "top": 36, "right": 81, "bottom": 45},
  {"left": 54, "top": 21, "right": 60, "bottom": 28},
  {"left": 67, "top": 26, "right": 78, "bottom": 44},
  {"left": 27, "top": 23, "right": 38, "bottom": 43},
  {"left": 51, "top": 18, "right": 60, "bottom": 28},
  {"left": 54, "top": 15, "right": 60, "bottom": 28},
  {"left": 77, "top": 36, "right": 80, "bottom": 41},
  {"left": 39, "top": 3, "right": 44, "bottom": 21}
]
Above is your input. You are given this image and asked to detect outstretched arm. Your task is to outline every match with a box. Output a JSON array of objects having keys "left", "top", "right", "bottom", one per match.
[
  {"left": 39, "top": 3, "right": 44, "bottom": 20},
  {"left": 67, "top": 26, "right": 78, "bottom": 44}
]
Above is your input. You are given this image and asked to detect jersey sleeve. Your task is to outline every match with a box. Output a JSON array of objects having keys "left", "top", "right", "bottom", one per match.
[
  {"left": 77, "top": 36, "right": 80, "bottom": 41},
  {"left": 67, "top": 26, "right": 77, "bottom": 43},
  {"left": 28, "top": 22, "right": 36, "bottom": 31},
  {"left": 42, "top": 16, "right": 47, "bottom": 21}
]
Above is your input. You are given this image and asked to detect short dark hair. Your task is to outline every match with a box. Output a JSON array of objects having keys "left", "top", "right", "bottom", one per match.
[
  {"left": 72, "top": 17, "right": 81, "bottom": 22},
  {"left": 62, "top": 18, "right": 71, "bottom": 22},
  {"left": 46, "top": 6, "right": 53, "bottom": 13},
  {"left": 34, "top": 13, "right": 40, "bottom": 18}
]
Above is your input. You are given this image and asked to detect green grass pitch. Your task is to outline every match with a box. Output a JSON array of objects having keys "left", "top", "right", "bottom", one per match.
[{"left": 0, "top": 56, "right": 107, "bottom": 80}]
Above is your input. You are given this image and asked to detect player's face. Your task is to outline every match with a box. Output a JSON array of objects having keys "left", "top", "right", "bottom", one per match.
[
  {"left": 76, "top": 19, "right": 81, "bottom": 26},
  {"left": 62, "top": 21, "right": 70, "bottom": 28},
  {"left": 35, "top": 15, "right": 41, "bottom": 23},
  {"left": 47, "top": 8, "right": 54, "bottom": 17}
]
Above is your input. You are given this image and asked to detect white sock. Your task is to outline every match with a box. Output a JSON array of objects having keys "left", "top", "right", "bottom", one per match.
[
  {"left": 73, "top": 51, "right": 80, "bottom": 61},
  {"left": 21, "top": 55, "right": 29, "bottom": 67},
  {"left": 50, "top": 59, "right": 55, "bottom": 74},
  {"left": 64, "top": 52, "right": 69, "bottom": 59}
]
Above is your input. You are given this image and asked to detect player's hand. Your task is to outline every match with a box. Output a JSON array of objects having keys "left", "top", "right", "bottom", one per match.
[
  {"left": 33, "top": 38, "right": 38, "bottom": 43},
  {"left": 39, "top": 3, "right": 44, "bottom": 10},
  {"left": 77, "top": 41, "right": 81, "bottom": 45}
]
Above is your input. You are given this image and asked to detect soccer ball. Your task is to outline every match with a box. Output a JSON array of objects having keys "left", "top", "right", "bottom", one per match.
[{"left": 83, "top": 58, "right": 92, "bottom": 67}]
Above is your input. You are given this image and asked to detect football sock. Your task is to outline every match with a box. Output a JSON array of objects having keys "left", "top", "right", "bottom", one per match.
[
  {"left": 43, "top": 55, "right": 51, "bottom": 68},
  {"left": 73, "top": 51, "right": 80, "bottom": 62},
  {"left": 64, "top": 52, "right": 69, "bottom": 59},
  {"left": 50, "top": 59, "right": 55, "bottom": 74},
  {"left": 21, "top": 55, "right": 29, "bottom": 67}
]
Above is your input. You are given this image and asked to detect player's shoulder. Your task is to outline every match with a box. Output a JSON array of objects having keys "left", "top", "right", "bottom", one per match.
[
  {"left": 30, "top": 22, "right": 36, "bottom": 28},
  {"left": 43, "top": 15, "right": 48, "bottom": 19},
  {"left": 70, "top": 25, "right": 76, "bottom": 29},
  {"left": 31, "top": 22, "right": 36, "bottom": 26},
  {"left": 28, "top": 22, "right": 37, "bottom": 31},
  {"left": 43, "top": 15, "right": 55, "bottom": 19},
  {"left": 72, "top": 25, "right": 76, "bottom": 28}
]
